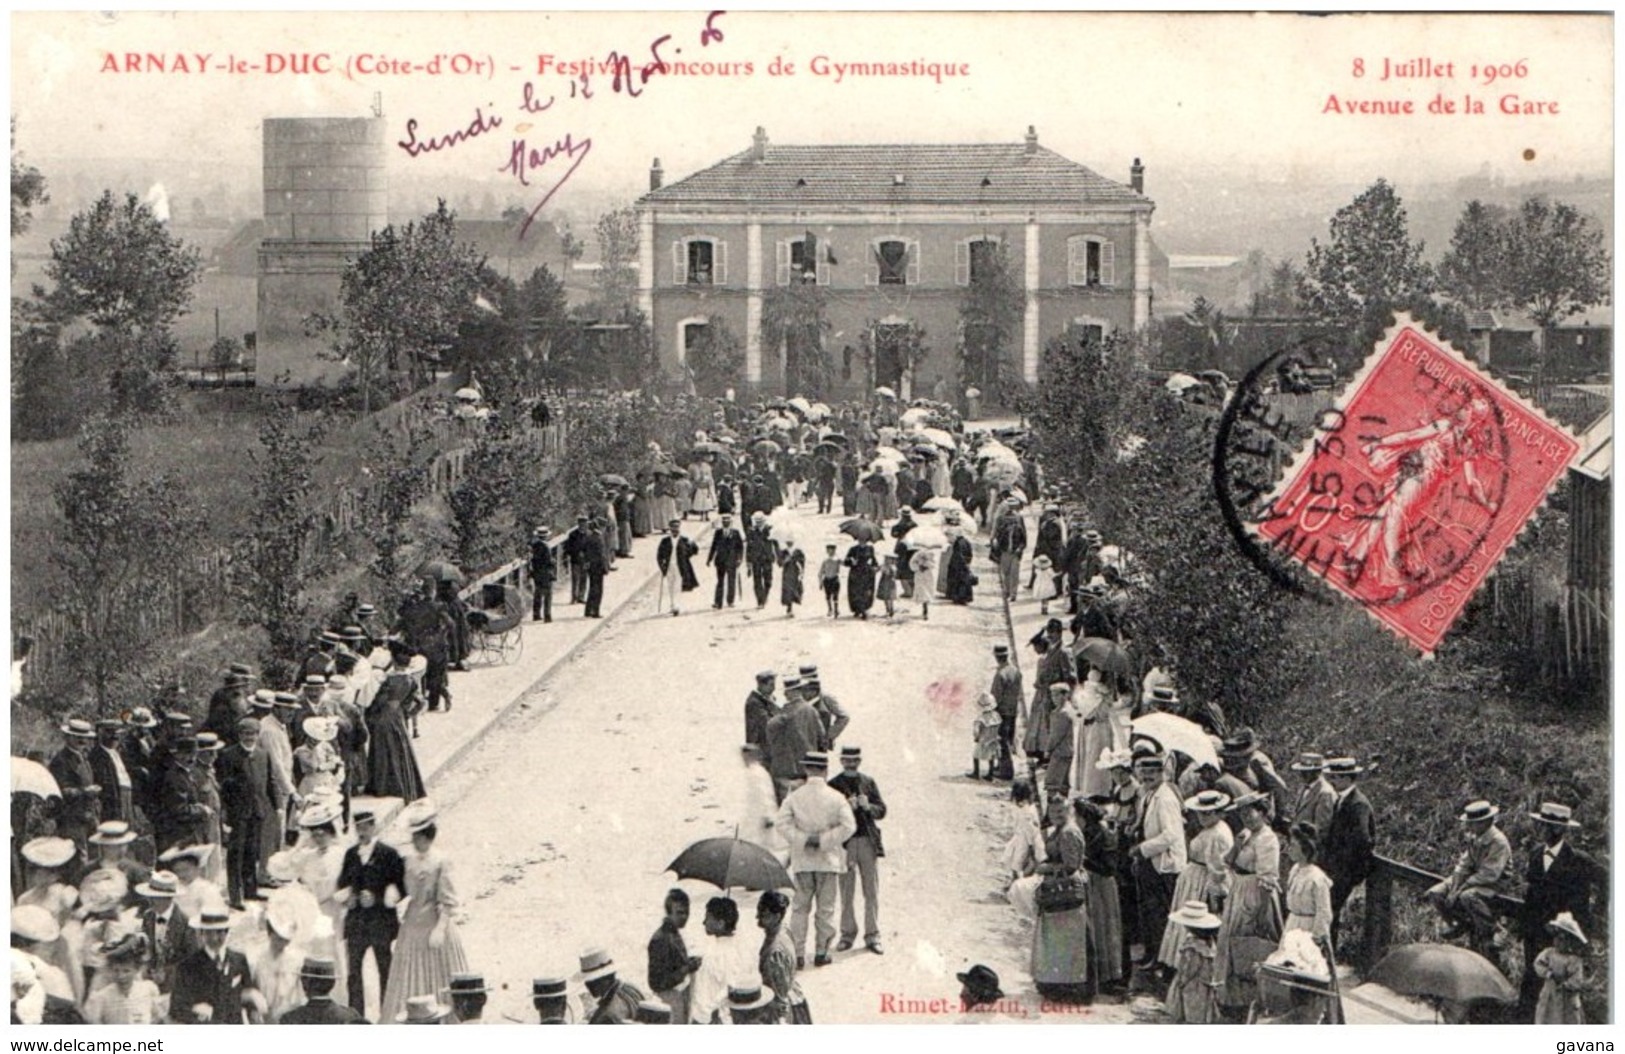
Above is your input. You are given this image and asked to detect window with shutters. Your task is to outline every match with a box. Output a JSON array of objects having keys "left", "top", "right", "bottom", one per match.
[
  {"left": 1067, "top": 235, "right": 1115, "bottom": 288},
  {"left": 956, "top": 237, "right": 1001, "bottom": 286},
  {"left": 870, "top": 239, "right": 917, "bottom": 286},
  {"left": 776, "top": 236, "right": 830, "bottom": 286},
  {"left": 673, "top": 237, "right": 727, "bottom": 286}
]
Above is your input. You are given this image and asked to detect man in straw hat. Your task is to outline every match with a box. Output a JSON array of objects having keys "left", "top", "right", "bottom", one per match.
[
  {"left": 829, "top": 746, "right": 887, "bottom": 956},
  {"left": 134, "top": 870, "right": 196, "bottom": 994},
  {"left": 989, "top": 643, "right": 1024, "bottom": 777},
  {"left": 1320, "top": 756, "right": 1376, "bottom": 953},
  {"left": 529, "top": 525, "right": 557, "bottom": 623},
  {"left": 1131, "top": 751, "right": 1186, "bottom": 984},
  {"left": 576, "top": 947, "right": 646, "bottom": 1024},
  {"left": 170, "top": 905, "right": 260, "bottom": 1024},
  {"left": 725, "top": 984, "right": 780, "bottom": 1024},
  {"left": 398, "top": 994, "right": 452, "bottom": 1024},
  {"left": 531, "top": 974, "right": 575, "bottom": 1023},
  {"left": 1425, "top": 800, "right": 1512, "bottom": 954},
  {"left": 1287, "top": 752, "right": 1336, "bottom": 839},
  {"left": 448, "top": 971, "right": 493, "bottom": 1024},
  {"left": 48, "top": 717, "right": 101, "bottom": 850},
  {"left": 1517, "top": 801, "right": 1599, "bottom": 1019},
  {"left": 89, "top": 718, "right": 135, "bottom": 825},
  {"left": 775, "top": 752, "right": 857, "bottom": 969},
  {"left": 278, "top": 957, "right": 366, "bottom": 1024}
]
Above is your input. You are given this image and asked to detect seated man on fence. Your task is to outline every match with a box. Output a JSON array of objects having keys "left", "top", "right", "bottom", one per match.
[{"left": 1425, "top": 800, "right": 1512, "bottom": 952}]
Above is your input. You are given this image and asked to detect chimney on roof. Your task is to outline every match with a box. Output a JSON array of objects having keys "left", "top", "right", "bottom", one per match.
[
  {"left": 1131, "top": 157, "right": 1145, "bottom": 194},
  {"left": 649, "top": 158, "right": 664, "bottom": 192},
  {"left": 751, "top": 126, "right": 768, "bottom": 162},
  {"left": 1025, "top": 126, "right": 1038, "bottom": 155}
]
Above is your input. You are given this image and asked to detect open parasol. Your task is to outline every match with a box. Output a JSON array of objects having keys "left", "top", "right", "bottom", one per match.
[
  {"left": 1368, "top": 944, "right": 1516, "bottom": 1007},
  {"left": 1165, "top": 372, "right": 1202, "bottom": 394},
  {"left": 417, "top": 558, "right": 464, "bottom": 584},
  {"left": 1130, "top": 712, "right": 1219, "bottom": 768},
  {"left": 668, "top": 836, "right": 793, "bottom": 892},
  {"left": 814, "top": 441, "right": 842, "bottom": 457},
  {"left": 598, "top": 473, "right": 631, "bottom": 488},
  {"left": 900, "top": 406, "right": 932, "bottom": 427},
  {"left": 1075, "top": 637, "right": 1134, "bottom": 678},
  {"left": 11, "top": 757, "right": 60, "bottom": 798},
  {"left": 917, "top": 426, "right": 957, "bottom": 451},
  {"left": 649, "top": 463, "right": 686, "bottom": 479},
  {"left": 787, "top": 396, "right": 812, "bottom": 415},
  {"left": 874, "top": 386, "right": 897, "bottom": 399},
  {"left": 752, "top": 438, "right": 782, "bottom": 456},
  {"left": 454, "top": 387, "right": 482, "bottom": 402},
  {"left": 902, "top": 524, "right": 949, "bottom": 550},
  {"left": 807, "top": 402, "right": 832, "bottom": 421},
  {"left": 982, "top": 459, "right": 1023, "bottom": 487},
  {"left": 839, "top": 518, "right": 886, "bottom": 543},
  {"left": 922, "top": 496, "right": 967, "bottom": 514}
]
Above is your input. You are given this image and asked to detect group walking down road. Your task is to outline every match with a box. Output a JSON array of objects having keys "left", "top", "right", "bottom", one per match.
[{"left": 10, "top": 390, "right": 1603, "bottom": 1027}]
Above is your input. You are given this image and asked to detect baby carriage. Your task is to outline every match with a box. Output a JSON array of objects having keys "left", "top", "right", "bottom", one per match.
[
  {"left": 465, "top": 581, "right": 526, "bottom": 664},
  {"left": 1249, "top": 932, "right": 1346, "bottom": 1024}
]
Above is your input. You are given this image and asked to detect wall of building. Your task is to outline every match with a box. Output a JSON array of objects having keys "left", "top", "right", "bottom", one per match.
[{"left": 257, "top": 117, "right": 387, "bottom": 388}]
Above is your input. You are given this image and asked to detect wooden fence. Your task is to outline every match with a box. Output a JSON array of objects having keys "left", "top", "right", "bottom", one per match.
[
  {"left": 1360, "top": 853, "right": 1525, "bottom": 973},
  {"left": 14, "top": 418, "right": 569, "bottom": 686}
]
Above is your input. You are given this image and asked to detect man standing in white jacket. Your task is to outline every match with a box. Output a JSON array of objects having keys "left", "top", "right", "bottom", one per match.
[
  {"left": 774, "top": 752, "right": 857, "bottom": 969},
  {"left": 1132, "top": 752, "right": 1187, "bottom": 981}
]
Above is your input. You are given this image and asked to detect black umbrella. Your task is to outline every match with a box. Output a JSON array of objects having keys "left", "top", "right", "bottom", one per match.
[
  {"left": 819, "top": 432, "right": 850, "bottom": 447},
  {"left": 839, "top": 518, "right": 885, "bottom": 543},
  {"left": 417, "top": 559, "right": 463, "bottom": 584},
  {"left": 814, "top": 441, "right": 841, "bottom": 457},
  {"left": 668, "top": 836, "right": 793, "bottom": 892}
]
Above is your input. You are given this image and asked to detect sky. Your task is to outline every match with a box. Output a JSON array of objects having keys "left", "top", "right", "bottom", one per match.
[{"left": 11, "top": 9, "right": 1612, "bottom": 214}]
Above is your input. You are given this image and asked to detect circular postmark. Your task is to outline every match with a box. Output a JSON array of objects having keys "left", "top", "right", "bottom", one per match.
[{"left": 1212, "top": 332, "right": 1513, "bottom": 610}]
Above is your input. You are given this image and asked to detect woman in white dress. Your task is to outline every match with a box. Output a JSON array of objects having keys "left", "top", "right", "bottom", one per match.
[
  {"left": 1157, "top": 790, "right": 1233, "bottom": 970},
  {"left": 381, "top": 802, "right": 470, "bottom": 1024}
]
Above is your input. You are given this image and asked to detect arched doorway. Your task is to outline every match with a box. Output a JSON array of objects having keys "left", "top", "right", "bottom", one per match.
[{"left": 870, "top": 315, "right": 914, "bottom": 399}]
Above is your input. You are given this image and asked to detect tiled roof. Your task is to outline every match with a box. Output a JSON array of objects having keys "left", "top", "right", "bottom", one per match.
[{"left": 641, "top": 142, "right": 1148, "bottom": 207}]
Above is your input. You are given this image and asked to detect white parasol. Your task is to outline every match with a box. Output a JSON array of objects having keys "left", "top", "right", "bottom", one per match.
[
  {"left": 903, "top": 524, "right": 949, "bottom": 550},
  {"left": 916, "top": 426, "right": 957, "bottom": 451},
  {"left": 900, "top": 406, "right": 932, "bottom": 427},
  {"left": 1165, "top": 373, "right": 1202, "bottom": 394},
  {"left": 875, "top": 386, "right": 897, "bottom": 399},
  {"left": 787, "top": 396, "right": 812, "bottom": 415}
]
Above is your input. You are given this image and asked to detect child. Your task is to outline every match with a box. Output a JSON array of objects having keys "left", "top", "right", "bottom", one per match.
[
  {"left": 1032, "top": 554, "right": 1057, "bottom": 615},
  {"left": 970, "top": 693, "right": 1001, "bottom": 781},
  {"left": 910, "top": 547, "right": 937, "bottom": 621},
  {"left": 82, "top": 933, "right": 163, "bottom": 1024},
  {"left": 877, "top": 555, "right": 899, "bottom": 618},
  {"left": 1534, "top": 912, "right": 1588, "bottom": 1024},
  {"left": 819, "top": 544, "right": 842, "bottom": 618},
  {"left": 1164, "top": 900, "right": 1222, "bottom": 1024}
]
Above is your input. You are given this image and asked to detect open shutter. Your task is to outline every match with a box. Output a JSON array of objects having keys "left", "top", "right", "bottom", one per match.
[
  {"left": 716, "top": 240, "right": 728, "bottom": 286},
  {"left": 865, "top": 242, "right": 879, "bottom": 286},
  {"left": 816, "top": 242, "right": 831, "bottom": 286},
  {"left": 954, "top": 241, "right": 970, "bottom": 286},
  {"left": 907, "top": 239, "right": 921, "bottom": 286},
  {"left": 672, "top": 240, "right": 685, "bottom": 286},
  {"left": 1100, "top": 240, "right": 1115, "bottom": 287},
  {"left": 775, "top": 240, "right": 790, "bottom": 286},
  {"left": 1068, "top": 237, "right": 1086, "bottom": 286}
]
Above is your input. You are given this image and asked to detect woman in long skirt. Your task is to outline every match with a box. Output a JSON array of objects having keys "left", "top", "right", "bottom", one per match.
[
  {"left": 779, "top": 541, "right": 806, "bottom": 617},
  {"left": 652, "top": 477, "right": 679, "bottom": 528},
  {"left": 1157, "top": 791, "right": 1232, "bottom": 970},
  {"left": 1070, "top": 671, "right": 1116, "bottom": 799},
  {"left": 366, "top": 643, "right": 427, "bottom": 802},
  {"left": 909, "top": 547, "right": 938, "bottom": 620},
  {"left": 844, "top": 541, "right": 878, "bottom": 619},
  {"left": 632, "top": 475, "right": 654, "bottom": 537},
  {"left": 946, "top": 530, "right": 976, "bottom": 605},
  {"left": 1215, "top": 793, "right": 1282, "bottom": 1012},
  {"left": 688, "top": 459, "right": 717, "bottom": 518},
  {"left": 1032, "top": 794, "right": 1091, "bottom": 1002},
  {"left": 1076, "top": 799, "right": 1124, "bottom": 992},
  {"left": 381, "top": 805, "right": 470, "bottom": 1024}
]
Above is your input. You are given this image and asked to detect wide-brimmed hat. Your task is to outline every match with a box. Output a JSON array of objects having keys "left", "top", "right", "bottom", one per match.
[
  {"left": 302, "top": 715, "right": 339, "bottom": 743},
  {"left": 1323, "top": 756, "right": 1363, "bottom": 777},
  {"left": 339, "top": 625, "right": 366, "bottom": 643},
  {"left": 401, "top": 799, "right": 438, "bottom": 833},
  {"left": 1547, "top": 912, "right": 1588, "bottom": 945},
  {"left": 449, "top": 972, "right": 491, "bottom": 995},
  {"left": 125, "top": 707, "right": 159, "bottom": 729},
  {"left": 398, "top": 995, "right": 451, "bottom": 1023},
  {"left": 356, "top": 603, "right": 378, "bottom": 617},
  {"left": 265, "top": 902, "right": 300, "bottom": 941},
  {"left": 576, "top": 947, "right": 616, "bottom": 983},
  {"left": 532, "top": 975, "right": 570, "bottom": 999},
  {"left": 1229, "top": 791, "right": 1270, "bottom": 813},
  {"left": 135, "top": 871, "right": 179, "bottom": 899},
  {"left": 79, "top": 869, "right": 130, "bottom": 914},
  {"left": 634, "top": 999, "right": 673, "bottom": 1024},
  {"left": 1184, "top": 790, "right": 1232, "bottom": 813},
  {"left": 266, "top": 851, "right": 300, "bottom": 884},
  {"left": 1220, "top": 729, "right": 1258, "bottom": 757},
  {"left": 157, "top": 843, "right": 215, "bottom": 867},
  {"left": 190, "top": 907, "right": 234, "bottom": 931},
  {"left": 1132, "top": 752, "right": 1167, "bottom": 771},
  {"left": 726, "top": 985, "right": 774, "bottom": 1011},
  {"left": 94, "top": 717, "right": 124, "bottom": 731},
  {"left": 301, "top": 674, "right": 328, "bottom": 690},
  {"left": 1288, "top": 751, "right": 1326, "bottom": 773},
  {"left": 60, "top": 718, "right": 96, "bottom": 739},
  {"left": 298, "top": 800, "right": 342, "bottom": 829},
  {"left": 300, "top": 956, "right": 339, "bottom": 981},
  {"left": 89, "top": 820, "right": 137, "bottom": 846},
  {"left": 1096, "top": 747, "right": 1133, "bottom": 771},
  {"left": 1529, "top": 801, "right": 1581, "bottom": 828},
  {"left": 10, "top": 905, "right": 61, "bottom": 944},
  {"left": 957, "top": 964, "right": 1004, "bottom": 999},
  {"left": 250, "top": 690, "right": 276, "bottom": 711},
  {"left": 21, "top": 837, "right": 76, "bottom": 869},
  {"left": 1458, "top": 800, "right": 1500, "bottom": 823},
  {"left": 101, "top": 932, "right": 149, "bottom": 965},
  {"left": 1169, "top": 900, "right": 1222, "bottom": 931}
]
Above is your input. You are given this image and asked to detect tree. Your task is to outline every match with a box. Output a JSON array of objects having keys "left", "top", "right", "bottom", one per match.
[
  {"left": 42, "top": 190, "right": 202, "bottom": 332},
  {"left": 1502, "top": 197, "right": 1611, "bottom": 328},
  {"left": 1438, "top": 200, "right": 1510, "bottom": 312},
  {"left": 1250, "top": 258, "right": 1305, "bottom": 316},
  {"left": 361, "top": 413, "right": 440, "bottom": 591},
  {"left": 1032, "top": 329, "right": 1146, "bottom": 489},
  {"left": 686, "top": 315, "right": 744, "bottom": 396},
  {"left": 957, "top": 239, "right": 1023, "bottom": 400},
  {"left": 762, "top": 282, "right": 832, "bottom": 397},
  {"left": 593, "top": 206, "right": 640, "bottom": 314},
  {"left": 10, "top": 118, "right": 48, "bottom": 237},
  {"left": 315, "top": 200, "right": 487, "bottom": 412},
  {"left": 233, "top": 410, "right": 331, "bottom": 680},
  {"left": 1299, "top": 179, "right": 1434, "bottom": 335},
  {"left": 51, "top": 416, "right": 202, "bottom": 708}
]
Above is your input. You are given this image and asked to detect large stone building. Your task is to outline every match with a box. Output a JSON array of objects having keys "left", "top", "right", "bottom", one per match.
[
  {"left": 636, "top": 126, "right": 1154, "bottom": 398},
  {"left": 257, "top": 117, "right": 388, "bottom": 387}
]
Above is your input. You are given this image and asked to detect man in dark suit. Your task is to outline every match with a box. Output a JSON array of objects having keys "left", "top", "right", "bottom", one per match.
[
  {"left": 745, "top": 513, "right": 778, "bottom": 608},
  {"left": 153, "top": 736, "right": 211, "bottom": 853},
  {"left": 218, "top": 719, "right": 289, "bottom": 908},
  {"left": 48, "top": 718, "right": 101, "bottom": 851},
  {"left": 581, "top": 518, "right": 610, "bottom": 618},
  {"left": 828, "top": 746, "right": 888, "bottom": 955},
  {"left": 136, "top": 870, "right": 198, "bottom": 993},
  {"left": 1321, "top": 756, "right": 1376, "bottom": 954},
  {"left": 708, "top": 513, "right": 745, "bottom": 609},
  {"left": 399, "top": 583, "right": 456, "bottom": 712},
  {"left": 89, "top": 719, "right": 135, "bottom": 824},
  {"left": 563, "top": 514, "right": 591, "bottom": 604},
  {"left": 170, "top": 908, "right": 260, "bottom": 1023},
  {"left": 336, "top": 809, "right": 406, "bottom": 1017},
  {"left": 1517, "top": 801, "right": 1599, "bottom": 1019},
  {"left": 529, "top": 526, "right": 557, "bottom": 623},
  {"left": 279, "top": 957, "right": 367, "bottom": 1024}
]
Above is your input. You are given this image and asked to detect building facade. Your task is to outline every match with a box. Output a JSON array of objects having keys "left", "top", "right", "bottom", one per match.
[{"left": 636, "top": 127, "right": 1154, "bottom": 398}]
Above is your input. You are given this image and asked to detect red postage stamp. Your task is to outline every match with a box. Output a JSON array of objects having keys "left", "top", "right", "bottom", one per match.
[{"left": 1254, "top": 315, "right": 1580, "bottom": 654}]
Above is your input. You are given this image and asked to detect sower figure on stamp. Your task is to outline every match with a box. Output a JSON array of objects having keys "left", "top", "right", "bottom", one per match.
[
  {"left": 828, "top": 746, "right": 887, "bottom": 956},
  {"left": 1425, "top": 800, "right": 1511, "bottom": 957}
]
